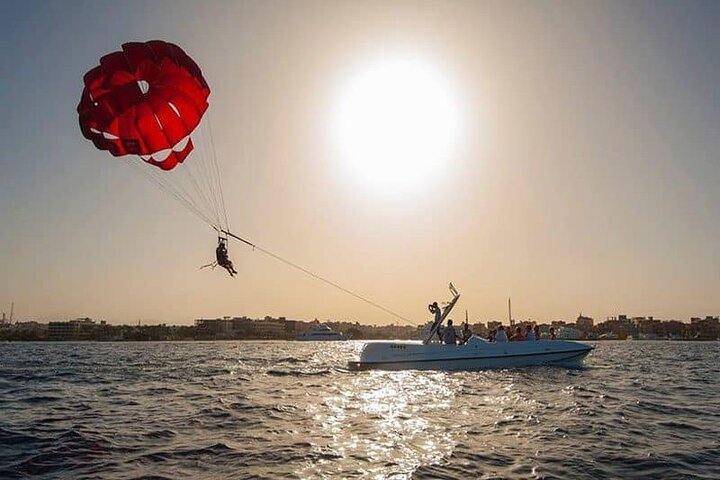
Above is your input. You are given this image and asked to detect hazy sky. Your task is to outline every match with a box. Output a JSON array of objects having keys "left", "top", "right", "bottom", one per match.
[{"left": 1, "top": 0, "right": 718, "bottom": 325}]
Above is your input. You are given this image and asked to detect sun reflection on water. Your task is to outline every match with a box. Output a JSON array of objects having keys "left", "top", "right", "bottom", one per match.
[{"left": 300, "top": 368, "right": 466, "bottom": 478}]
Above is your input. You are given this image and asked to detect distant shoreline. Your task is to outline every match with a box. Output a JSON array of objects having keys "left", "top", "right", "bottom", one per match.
[
  {"left": 2, "top": 338, "right": 718, "bottom": 343},
  {"left": 2, "top": 315, "right": 718, "bottom": 342}
]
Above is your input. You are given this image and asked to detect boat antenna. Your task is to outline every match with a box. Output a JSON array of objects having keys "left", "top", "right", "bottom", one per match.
[
  {"left": 508, "top": 297, "right": 513, "bottom": 326},
  {"left": 220, "top": 229, "right": 413, "bottom": 324},
  {"left": 9, "top": 302, "right": 13, "bottom": 324}
]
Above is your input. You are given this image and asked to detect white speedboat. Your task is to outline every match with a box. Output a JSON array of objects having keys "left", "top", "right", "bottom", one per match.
[
  {"left": 297, "top": 323, "right": 351, "bottom": 341},
  {"left": 349, "top": 336, "right": 593, "bottom": 370},
  {"left": 349, "top": 284, "right": 593, "bottom": 371}
]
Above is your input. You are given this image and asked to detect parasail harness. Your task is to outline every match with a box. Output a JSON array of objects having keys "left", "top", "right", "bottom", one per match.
[{"left": 200, "top": 235, "right": 237, "bottom": 277}]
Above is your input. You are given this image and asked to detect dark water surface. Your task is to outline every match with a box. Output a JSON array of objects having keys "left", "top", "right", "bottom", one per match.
[{"left": 1, "top": 341, "right": 718, "bottom": 479}]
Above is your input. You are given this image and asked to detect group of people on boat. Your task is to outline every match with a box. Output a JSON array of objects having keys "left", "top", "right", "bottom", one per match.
[
  {"left": 487, "top": 324, "right": 557, "bottom": 342},
  {"left": 440, "top": 319, "right": 473, "bottom": 345},
  {"left": 428, "top": 299, "right": 558, "bottom": 345},
  {"left": 429, "top": 302, "right": 473, "bottom": 345}
]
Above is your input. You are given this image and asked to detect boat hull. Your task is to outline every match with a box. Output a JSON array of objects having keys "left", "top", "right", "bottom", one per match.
[{"left": 349, "top": 338, "right": 593, "bottom": 371}]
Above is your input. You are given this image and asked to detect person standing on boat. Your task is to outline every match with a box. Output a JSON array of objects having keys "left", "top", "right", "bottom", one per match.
[
  {"left": 428, "top": 301, "right": 443, "bottom": 342},
  {"left": 443, "top": 319, "right": 460, "bottom": 345}
]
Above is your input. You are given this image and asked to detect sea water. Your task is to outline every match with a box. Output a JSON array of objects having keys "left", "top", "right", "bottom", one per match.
[{"left": 1, "top": 340, "right": 718, "bottom": 479}]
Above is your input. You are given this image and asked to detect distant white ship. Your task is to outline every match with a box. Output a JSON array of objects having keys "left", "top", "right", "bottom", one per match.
[{"left": 297, "top": 324, "right": 351, "bottom": 341}]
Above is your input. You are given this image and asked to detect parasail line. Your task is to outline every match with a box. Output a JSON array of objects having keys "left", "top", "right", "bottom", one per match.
[
  {"left": 124, "top": 158, "right": 219, "bottom": 229},
  {"left": 220, "top": 229, "right": 414, "bottom": 324},
  {"left": 207, "top": 118, "right": 230, "bottom": 231}
]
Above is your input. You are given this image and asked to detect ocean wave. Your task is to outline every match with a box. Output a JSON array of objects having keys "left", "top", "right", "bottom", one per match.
[{"left": 265, "top": 368, "right": 332, "bottom": 377}]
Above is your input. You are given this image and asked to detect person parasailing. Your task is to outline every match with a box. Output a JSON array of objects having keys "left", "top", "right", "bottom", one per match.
[
  {"left": 78, "top": 41, "right": 237, "bottom": 279},
  {"left": 215, "top": 237, "right": 238, "bottom": 277}
]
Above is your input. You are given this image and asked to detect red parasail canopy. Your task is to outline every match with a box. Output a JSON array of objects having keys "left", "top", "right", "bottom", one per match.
[{"left": 77, "top": 40, "right": 210, "bottom": 170}]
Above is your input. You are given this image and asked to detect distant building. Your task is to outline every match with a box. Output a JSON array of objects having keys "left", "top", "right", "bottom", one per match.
[
  {"left": 550, "top": 320, "right": 568, "bottom": 329},
  {"left": 195, "top": 317, "right": 233, "bottom": 335},
  {"left": 230, "top": 316, "right": 253, "bottom": 331},
  {"left": 634, "top": 317, "right": 661, "bottom": 337},
  {"left": 254, "top": 319, "right": 286, "bottom": 338},
  {"left": 690, "top": 316, "right": 719, "bottom": 339},
  {"left": 599, "top": 315, "right": 637, "bottom": 339},
  {"left": 576, "top": 314, "right": 594, "bottom": 332},
  {"left": 470, "top": 322, "right": 488, "bottom": 337},
  {"left": 13, "top": 321, "right": 45, "bottom": 334},
  {"left": 487, "top": 320, "right": 502, "bottom": 331},
  {"left": 48, "top": 318, "right": 95, "bottom": 341}
]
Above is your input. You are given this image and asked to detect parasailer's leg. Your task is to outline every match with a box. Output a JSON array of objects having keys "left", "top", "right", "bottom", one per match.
[
  {"left": 224, "top": 264, "right": 236, "bottom": 277},
  {"left": 216, "top": 257, "right": 234, "bottom": 276},
  {"left": 226, "top": 260, "right": 237, "bottom": 276}
]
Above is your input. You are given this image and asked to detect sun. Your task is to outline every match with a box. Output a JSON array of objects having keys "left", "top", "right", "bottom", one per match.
[{"left": 330, "top": 55, "right": 461, "bottom": 194}]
